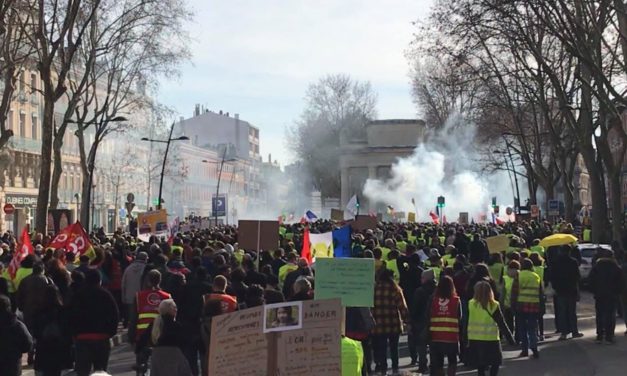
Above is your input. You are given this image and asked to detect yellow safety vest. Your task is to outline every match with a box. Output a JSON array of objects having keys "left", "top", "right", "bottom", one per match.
[
  {"left": 430, "top": 267, "right": 441, "bottom": 281},
  {"left": 278, "top": 264, "right": 298, "bottom": 286},
  {"left": 442, "top": 254, "right": 456, "bottom": 267},
  {"left": 530, "top": 245, "right": 545, "bottom": 257},
  {"left": 534, "top": 266, "right": 545, "bottom": 285},
  {"left": 397, "top": 241, "right": 407, "bottom": 252},
  {"left": 386, "top": 259, "right": 400, "bottom": 283},
  {"left": 503, "top": 275, "right": 514, "bottom": 308},
  {"left": 518, "top": 270, "right": 540, "bottom": 304},
  {"left": 468, "top": 299, "right": 500, "bottom": 341},
  {"left": 488, "top": 263, "right": 504, "bottom": 283},
  {"left": 583, "top": 229, "right": 591, "bottom": 242},
  {"left": 13, "top": 267, "right": 33, "bottom": 291},
  {"left": 1, "top": 269, "right": 15, "bottom": 293},
  {"left": 341, "top": 336, "right": 364, "bottom": 376},
  {"left": 380, "top": 247, "right": 392, "bottom": 261}
]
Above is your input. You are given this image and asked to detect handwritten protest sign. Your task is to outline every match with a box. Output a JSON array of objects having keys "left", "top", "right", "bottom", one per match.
[
  {"left": 350, "top": 215, "right": 377, "bottom": 232},
  {"left": 408, "top": 212, "right": 416, "bottom": 223},
  {"left": 315, "top": 258, "right": 375, "bottom": 307},
  {"left": 331, "top": 208, "right": 344, "bottom": 221},
  {"left": 208, "top": 299, "right": 343, "bottom": 376},
  {"left": 486, "top": 234, "right": 510, "bottom": 254}
]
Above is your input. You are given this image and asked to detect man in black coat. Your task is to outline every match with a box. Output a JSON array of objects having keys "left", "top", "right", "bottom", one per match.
[
  {"left": 588, "top": 249, "right": 624, "bottom": 343},
  {"left": 410, "top": 269, "right": 436, "bottom": 374},
  {"left": 68, "top": 269, "right": 119, "bottom": 376},
  {"left": 0, "top": 294, "right": 32, "bottom": 376},
  {"left": 468, "top": 234, "right": 488, "bottom": 264},
  {"left": 550, "top": 245, "right": 583, "bottom": 341}
]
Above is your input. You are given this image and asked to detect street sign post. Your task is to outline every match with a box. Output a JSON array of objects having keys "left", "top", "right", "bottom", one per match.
[
  {"left": 548, "top": 199, "right": 560, "bottom": 216},
  {"left": 3, "top": 203, "right": 15, "bottom": 215},
  {"left": 212, "top": 194, "right": 227, "bottom": 217}
]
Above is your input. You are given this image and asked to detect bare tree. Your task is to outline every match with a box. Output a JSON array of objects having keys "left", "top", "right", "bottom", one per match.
[
  {"left": 287, "top": 74, "right": 377, "bottom": 199},
  {"left": 66, "top": 0, "right": 190, "bottom": 228},
  {"left": 32, "top": 0, "right": 101, "bottom": 233},
  {"left": 0, "top": 0, "right": 35, "bottom": 154}
]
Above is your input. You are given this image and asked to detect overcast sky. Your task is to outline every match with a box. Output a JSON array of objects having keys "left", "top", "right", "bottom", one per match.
[{"left": 157, "top": 0, "right": 434, "bottom": 166}]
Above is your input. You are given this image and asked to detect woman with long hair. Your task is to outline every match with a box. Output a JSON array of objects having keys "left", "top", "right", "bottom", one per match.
[
  {"left": 429, "top": 275, "right": 461, "bottom": 376},
  {"left": 146, "top": 299, "right": 192, "bottom": 376},
  {"left": 372, "top": 268, "right": 408, "bottom": 374},
  {"left": 467, "top": 282, "right": 515, "bottom": 376}
]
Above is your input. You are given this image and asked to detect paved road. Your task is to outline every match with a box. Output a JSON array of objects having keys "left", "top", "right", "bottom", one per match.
[{"left": 22, "top": 292, "right": 627, "bottom": 375}]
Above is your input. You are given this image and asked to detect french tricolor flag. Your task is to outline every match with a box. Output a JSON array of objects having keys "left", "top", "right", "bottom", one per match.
[{"left": 301, "top": 210, "right": 318, "bottom": 223}]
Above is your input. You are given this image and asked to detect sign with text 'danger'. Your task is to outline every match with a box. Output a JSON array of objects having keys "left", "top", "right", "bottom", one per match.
[{"left": 315, "top": 258, "right": 375, "bottom": 307}]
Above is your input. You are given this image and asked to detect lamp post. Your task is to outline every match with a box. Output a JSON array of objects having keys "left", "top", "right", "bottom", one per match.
[{"left": 141, "top": 122, "right": 189, "bottom": 210}]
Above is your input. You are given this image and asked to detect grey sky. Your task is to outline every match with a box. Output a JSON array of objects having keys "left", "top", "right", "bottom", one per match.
[{"left": 157, "top": 0, "right": 434, "bottom": 165}]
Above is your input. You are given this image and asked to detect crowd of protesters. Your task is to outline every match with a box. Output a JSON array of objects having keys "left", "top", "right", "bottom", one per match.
[{"left": 0, "top": 219, "right": 626, "bottom": 376}]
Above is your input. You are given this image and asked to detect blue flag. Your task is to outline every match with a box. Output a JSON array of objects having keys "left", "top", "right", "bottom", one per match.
[{"left": 332, "top": 225, "right": 352, "bottom": 258}]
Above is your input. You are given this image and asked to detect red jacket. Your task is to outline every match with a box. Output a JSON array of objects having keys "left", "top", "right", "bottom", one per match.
[{"left": 135, "top": 289, "right": 171, "bottom": 341}]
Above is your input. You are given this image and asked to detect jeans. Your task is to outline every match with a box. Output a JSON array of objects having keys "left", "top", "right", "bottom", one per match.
[
  {"left": 74, "top": 340, "right": 111, "bottom": 376},
  {"left": 515, "top": 312, "right": 538, "bottom": 351},
  {"left": 407, "top": 330, "right": 417, "bottom": 362},
  {"left": 127, "top": 303, "right": 137, "bottom": 343},
  {"left": 595, "top": 297, "right": 617, "bottom": 339},
  {"left": 411, "top": 325, "right": 429, "bottom": 371},
  {"left": 556, "top": 295, "right": 579, "bottom": 335},
  {"left": 373, "top": 333, "right": 400, "bottom": 371}
]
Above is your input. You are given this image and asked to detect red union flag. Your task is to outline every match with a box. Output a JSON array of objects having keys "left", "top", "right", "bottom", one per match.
[
  {"left": 8, "top": 225, "right": 34, "bottom": 278},
  {"left": 49, "top": 222, "right": 93, "bottom": 257}
]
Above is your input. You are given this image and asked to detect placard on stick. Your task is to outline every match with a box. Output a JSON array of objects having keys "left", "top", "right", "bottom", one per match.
[
  {"left": 330, "top": 208, "right": 344, "bottom": 221},
  {"left": 238, "top": 220, "right": 280, "bottom": 251},
  {"left": 315, "top": 258, "right": 375, "bottom": 307},
  {"left": 486, "top": 235, "right": 510, "bottom": 254},
  {"left": 350, "top": 215, "right": 377, "bottom": 232}
]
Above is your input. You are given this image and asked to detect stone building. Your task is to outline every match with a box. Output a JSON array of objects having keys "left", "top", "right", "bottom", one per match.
[{"left": 339, "top": 119, "right": 426, "bottom": 212}]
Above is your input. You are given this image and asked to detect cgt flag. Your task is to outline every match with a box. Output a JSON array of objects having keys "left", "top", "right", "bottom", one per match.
[
  {"left": 8, "top": 226, "right": 34, "bottom": 278},
  {"left": 49, "top": 222, "right": 94, "bottom": 258}
]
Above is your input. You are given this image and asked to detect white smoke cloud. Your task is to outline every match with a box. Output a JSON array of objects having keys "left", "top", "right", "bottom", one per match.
[{"left": 363, "top": 115, "right": 516, "bottom": 222}]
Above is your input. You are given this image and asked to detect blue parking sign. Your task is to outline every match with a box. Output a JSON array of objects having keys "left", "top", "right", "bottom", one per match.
[{"left": 212, "top": 195, "right": 227, "bottom": 217}]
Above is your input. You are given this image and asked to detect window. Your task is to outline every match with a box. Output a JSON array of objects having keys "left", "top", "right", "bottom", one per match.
[
  {"left": 30, "top": 73, "right": 37, "bottom": 93},
  {"left": 19, "top": 113, "right": 25, "bottom": 137},
  {"left": 31, "top": 115, "right": 37, "bottom": 139},
  {"left": 7, "top": 110, "right": 13, "bottom": 132},
  {"left": 19, "top": 71, "right": 25, "bottom": 92}
]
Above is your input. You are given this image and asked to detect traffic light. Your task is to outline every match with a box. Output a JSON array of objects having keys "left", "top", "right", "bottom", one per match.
[
  {"left": 491, "top": 196, "right": 497, "bottom": 208},
  {"left": 437, "top": 196, "right": 445, "bottom": 208}
]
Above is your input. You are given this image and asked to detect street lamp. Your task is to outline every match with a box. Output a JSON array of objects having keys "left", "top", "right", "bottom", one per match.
[
  {"left": 202, "top": 152, "right": 237, "bottom": 226},
  {"left": 141, "top": 122, "right": 189, "bottom": 210}
]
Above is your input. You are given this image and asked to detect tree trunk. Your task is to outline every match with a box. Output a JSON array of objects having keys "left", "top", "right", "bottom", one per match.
[
  {"left": 580, "top": 145, "right": 610, "bottom": 243},
  {"left": 608, "top": 171, "right": 623, "bottom": 246},
  {"left": 76, "top": 130, "right": 91, "bottom": 229},
  {"left": 49, "top": 137, "right": 64, "bottom": 209},
  {"left": 35, "top": 97, "right": 54, "bottom": 234},
  {"left": 113, "top": 174, "right": 120, "bottom": 231}
]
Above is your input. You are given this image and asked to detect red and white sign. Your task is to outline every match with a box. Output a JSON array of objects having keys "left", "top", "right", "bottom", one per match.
[{"left": 3, "top": 203, "right": 15, "bottom": 215}]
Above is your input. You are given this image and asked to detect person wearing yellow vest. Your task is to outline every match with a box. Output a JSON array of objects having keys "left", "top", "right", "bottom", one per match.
[
  {"left": 386, "top": 250, "right": 401, "bottom": 283},
  {"left": 278, "top": 253, "right": 298, "bottom": 288},
  {"left": 529, "top": 253, "right": 546, "bottom": 341},
  {"left": 382, "top": 238, "right": 396, "bottom": 261},
  {"left": 583, "top": 226, "right": 592, "bottom": 242},
  {"left": 12, "top": 255, "right": 36, "bottom": 292},
  {"left": 442, "top": 245, "right": 457, "bottom": 268},
  {"left": 428, "top": 253, "right": 443, "bottom": 282},
  {"left": 511, "top": 259, "right": 542, "bottom": 358},
  {"left": 487, "top": 253, "right": 504, "bottom": 287},
  {"left": 502, "top": 260, "right": 520, "bottom": 342},
  {"left": 530, "top": 239, "right": 545, "bottom": 257},
  {"left": 373, "top": 248, "right": 387, "bottom": 275},
  {"left": 467, "top": 281, "right": 515, "bottom": 376},
  {"left": 341, "top": 336, "right": 364, "bottom": 376}
]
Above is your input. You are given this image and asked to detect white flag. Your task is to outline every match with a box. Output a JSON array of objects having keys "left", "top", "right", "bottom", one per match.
[{"left": 346, "top": 194, "right": 359, "bottom": 217}]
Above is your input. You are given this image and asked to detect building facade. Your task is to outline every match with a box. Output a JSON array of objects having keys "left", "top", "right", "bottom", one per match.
[{"left": 340, "top": 119, "right": 426, "bottom": 212}]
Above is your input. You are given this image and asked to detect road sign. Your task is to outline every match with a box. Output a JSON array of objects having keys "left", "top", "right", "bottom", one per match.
[
  {"left": 530, "top": 205, "right": 539, "bottom": 218},
  {"left": 3, "top": 203, "right": 15, "bottom": 215},
  {"left": 212, "top": 194, "right": 227, "bottom": 217},
  {"left": 548, "top": 199, "right": 560, "bottom": 216}
]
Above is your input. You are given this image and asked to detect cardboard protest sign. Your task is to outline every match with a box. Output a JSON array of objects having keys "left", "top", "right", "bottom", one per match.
[
  {"left": 208, "top": 306, "right": 268, "bottom": 376},
  {"left": 275, "top": 299, "right": 343, "bottom": 375},
  {"left": 350, "top": 215, "right": 377, "bottom": 232},
  {"left": 208, "top": 299, "right": 343, "bottom": 376},
  {"left": 315, "top": 258, "right": 375, "bottom": 307},
  {"left": 459, "top": 212, "right": 469, "bottom": 225},
  {"left": 238, "top": 220, "right": 280, "bottom": 251},
  {"left": 330, "top": 208, "right": 344, "bottom": 221},
  {"left": 137, "top": 209, "right": 168, "bottom": 241},
  {"left": 408, "top": 212, "right": 416, "bottom": 223},
  {"left": 486, "top": 234, "right": 510, "bottom": 253}
]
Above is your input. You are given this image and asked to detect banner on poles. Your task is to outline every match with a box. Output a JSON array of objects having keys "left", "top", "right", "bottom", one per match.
[{"left": 137, "top": 209, "right": 168, "bottom": 241}]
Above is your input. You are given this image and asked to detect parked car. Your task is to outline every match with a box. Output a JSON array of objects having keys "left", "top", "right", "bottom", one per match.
[{"left": 578, "top": 243, "right": 612, "bottom": 282}]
